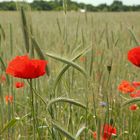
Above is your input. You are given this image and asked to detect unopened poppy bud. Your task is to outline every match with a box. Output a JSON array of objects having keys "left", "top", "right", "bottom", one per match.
[{"left": 107, "top": 65, "right": 112, "bottom": 73}]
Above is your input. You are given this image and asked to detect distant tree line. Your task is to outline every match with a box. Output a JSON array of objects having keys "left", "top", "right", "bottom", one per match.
[{"left": 0, "top": 0, "right": 140, "bottom": 12}]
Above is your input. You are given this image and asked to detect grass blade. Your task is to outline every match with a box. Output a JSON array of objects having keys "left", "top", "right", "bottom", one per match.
[
  {"left": 0, "top": 117, "right": 20, "bottom": 135},
  {"left": 53, "top": 47, "right": 91, "bottom": 91},
  {"left": 0, "top": 57, "right": 10, "bottom": 85},
  {"left": 20, "top": 8, "right": 30, "bottom": 53},
  {"left": 47, "top": 97, "right": 87, "bottom": 111},
  {"left": 9, "top": 23, "right": 13, "bottom": 55},
  {"left": 122, "top": 98, "right": 140, "bottom": 108},
  {"left": 52, "top": 122, "right": 76, "bottom": 140},
  {"left": 0, "top": 24, "right": 5, "bottom": 40},
  {"left": 75, "top": 126, "right": 86, "bottom": 139},
  {"left": 56, "top": 18, "right": 62, "bottom": 36},
  {"left": 46, "top": 52, "right": 87, "bottom": 77},
  {"left": 128, "top": 28, "right": 140, "bottom": 46},
  {"left": 0, "top": 113, "right": 29, "bottom": 135},
  {"left": 31, "top": 36, "right": 50, "bottom": 76}
]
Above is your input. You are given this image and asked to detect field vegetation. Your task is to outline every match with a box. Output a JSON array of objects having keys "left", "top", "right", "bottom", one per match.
[{"left": 0, "top": 9, "right": 140, "bottom": 140}]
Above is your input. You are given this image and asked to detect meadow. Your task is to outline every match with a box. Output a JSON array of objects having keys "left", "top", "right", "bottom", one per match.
[{"left": 0, "top": 11, "right": 140, "bottom": 140}]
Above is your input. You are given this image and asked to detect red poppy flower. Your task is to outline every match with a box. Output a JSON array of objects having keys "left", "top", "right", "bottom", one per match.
[
  {"left": 118, "top": 80, "right": 135, "bottom": 94},
  {"left": 6, "top": 55, "right": 47, "bottom": 79},
  {"left": 128, "top": 47, "right": 140, "bottom": 67},
  {"left": 103, "top": 124, "right": 117, "bottom": 140},
  {"left": 5, "top": 95, "right": 13, "bottom": 104},
  {"left": 15, "top": 82, "right": 24, "bottom": 88},
  {"left": 129, "top": 104, "right": 139, "bottom": 111},
  {"left": 0, "top": 75, "right": 6, "bottom": 82},
  {"left": 80, "top": 57, "right": 86, "bottom": 62},
  {"left": 130, "top": 90, "right": 140, "bottom": 98},
  {"left": 92, "top": 124, "right": 117, "bottom": 140},
  {"left": 92, "top": 131, "right": 97, "bottom": 139},
  {"left": 95, "top": 51, "right": 102, "bottom": 56},
  {"left": 132, "top": 81, "right": 140, "bottom": 88}
]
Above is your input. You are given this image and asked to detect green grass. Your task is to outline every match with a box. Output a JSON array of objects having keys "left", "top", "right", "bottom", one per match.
[{"left": 0, "top": 11, "right": 140, "bottom": 140}]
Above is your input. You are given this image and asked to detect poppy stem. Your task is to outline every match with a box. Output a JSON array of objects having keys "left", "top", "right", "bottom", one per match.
[{"left": 29, "top": 79, "right": 36, "bottom": 140}]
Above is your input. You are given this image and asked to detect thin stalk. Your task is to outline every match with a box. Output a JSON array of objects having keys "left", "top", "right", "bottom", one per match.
[
  {"left": 85, "top": 78, "right": 89, "bottom": 140},
  {"left": 0, "top": 84, "right": 4, "bottom": 128},
  {"left": 28, "top": 79, "right": 41, "bottom": 140},
  {"left": 29, "top": 79, "right": 36, "bottom": 140},
  {"left": 9, "top": 23, "right": 13, "bottom": 56},
  {"left": 27, "top": 79, "right": 47, "bottom": 106}
]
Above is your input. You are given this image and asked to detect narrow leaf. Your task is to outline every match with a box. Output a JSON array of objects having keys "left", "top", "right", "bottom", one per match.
[
  {"left": 20, "top": 8, "right": 30, "bottom": 53},
  {"left": 47, "top": 97, "right": 87, "bottom": 111},
  {"left": 56, "top": 18, "right": 62, "bottom": 36},
  {"left": 52, "top": 122, "right": 76, "bottom": 140},
  {"left": 31, "top": 36, "right": 50, "bottom": 76},
  {"left": 0, "top": 117, "right": 20, "bottom": 135},
  {"left": 54, "top": 47, "right": 91, "bottom": 90},
  {"left": 0, "top": 24, "right": 5, "bottom": 40},
  {"left": 122, "top": 98, "right": 140, "bottom": 107},
  {"left": 46, "top": 52, "right": 87, "bottom": 77},
  {"left": 9, "top": 23, "right": 13, "bottom": 55},
  {"left": 128, "top": 28, "right": 140, "bottom": 46},
  {"left": 0, "top": 114, "right": 29, "bottom": 135},
  {"left": 75, "top": 126, "right": 86, "bottom": 138},
  {"left": 0, "top": 57, "right": 10, "bottom": 85}
]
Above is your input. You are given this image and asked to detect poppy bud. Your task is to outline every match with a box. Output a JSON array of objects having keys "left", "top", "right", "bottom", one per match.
[{"left": 107, "top": 65, "right": 112, "bottom": 74}]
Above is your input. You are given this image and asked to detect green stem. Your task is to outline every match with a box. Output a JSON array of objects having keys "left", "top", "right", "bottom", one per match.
[{"left": 29, "top": 79, "right": 36, "bottom": 140}]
